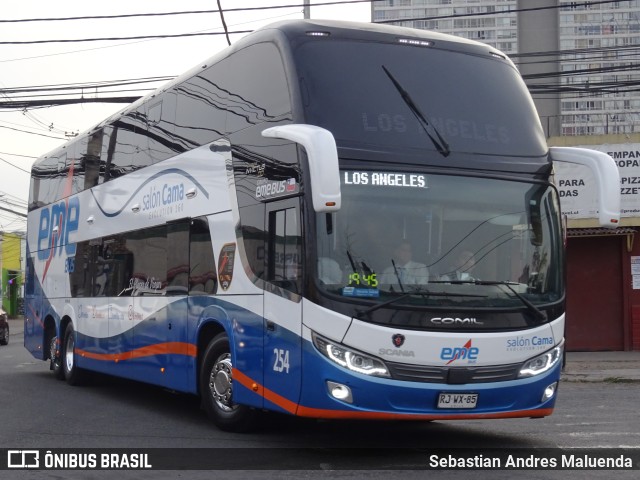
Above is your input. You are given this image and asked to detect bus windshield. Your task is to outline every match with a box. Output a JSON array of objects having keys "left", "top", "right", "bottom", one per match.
[
  {"left": 295, "top": 38, "right": 547, "bottom": 157},
  {"left": 315, "top": 171, "right": 563, "bottom": 311}
]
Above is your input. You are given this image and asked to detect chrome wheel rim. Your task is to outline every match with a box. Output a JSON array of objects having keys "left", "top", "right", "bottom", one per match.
[
  {"left": 209, "top": 353, "right": 236, "bottom": 412},
  {"left": 65, "top": 333, "right": 75, "bottom": 373},
  {"left": 50, "top": 336, "right": 58, "bottom": 365}
]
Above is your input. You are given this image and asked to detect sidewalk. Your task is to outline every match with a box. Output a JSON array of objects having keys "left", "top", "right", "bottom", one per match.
[
  {"left": 562, "top": 351, "right": 640, "bottom": 383},
  {"left": 4, "top": 318, "right": 639, "bottom": 382}
]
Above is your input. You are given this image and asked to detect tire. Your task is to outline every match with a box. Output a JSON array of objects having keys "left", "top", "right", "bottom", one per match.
[
  {"left": 49, "top": 334, "right": 64, "bottom": 379},
  {"left": 0, "top": 325, "right": 8, "bottom": 346},
  {"left": 62, "top": 324, "right": 84, "bottom": 386},
  {"left": 200, "top": 333, "right": 258, "bottom": 432}
]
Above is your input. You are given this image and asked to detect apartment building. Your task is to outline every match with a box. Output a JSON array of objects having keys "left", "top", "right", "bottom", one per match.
[{"left": 372, "top": 0, "right": 640, "bottom": 137}]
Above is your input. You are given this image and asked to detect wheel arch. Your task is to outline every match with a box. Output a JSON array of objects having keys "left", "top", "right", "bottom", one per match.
[
  {"left": 196, "top": 319, "right": 228, "bottom": 397},
  {"left": 43, "top": 315, "right": 60, "bottom": 361}
]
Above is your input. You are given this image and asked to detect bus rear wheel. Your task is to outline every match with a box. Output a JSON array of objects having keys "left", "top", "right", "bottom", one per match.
[
  {"left": 62, "top": 323, "right": 84, "bottom": 385},
  {"left": 200, "top": 333, "right": 257, "bottom": 432},
  {"left": 49, "top": 335, "right": 64, "bottom": 380}
]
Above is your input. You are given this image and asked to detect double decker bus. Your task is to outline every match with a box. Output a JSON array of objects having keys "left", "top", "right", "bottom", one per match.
[{"left": 25, "top": 20, "right": 620, "bottom": 432}]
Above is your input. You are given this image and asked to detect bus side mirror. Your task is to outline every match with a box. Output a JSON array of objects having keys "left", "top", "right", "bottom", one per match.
[
  {"left": 262, "top": 124, "right": 341, "bottom": 212},
  {"left": 550, "top": 146, "right": 621, "bottom": 228}
]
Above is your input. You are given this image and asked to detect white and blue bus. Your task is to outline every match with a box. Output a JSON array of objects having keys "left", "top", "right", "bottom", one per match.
[{"left": 24, "top": 20, "right": 620, "bottom": 432}]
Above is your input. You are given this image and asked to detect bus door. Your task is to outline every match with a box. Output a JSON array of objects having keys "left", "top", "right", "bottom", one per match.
[{"left": 262, "top": 199, "right": 303, "bottom": 413}]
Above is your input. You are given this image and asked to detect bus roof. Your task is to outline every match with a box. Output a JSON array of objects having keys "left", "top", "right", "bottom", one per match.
[{"left": 33, "top": 19, "right": 518, "bottom": 167}]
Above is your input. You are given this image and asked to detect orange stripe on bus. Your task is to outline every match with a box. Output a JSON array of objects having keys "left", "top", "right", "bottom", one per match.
[
  {"left": 76, "top": 342, "right": 196, "bottom": 362},
  {"left": 233, "top": 368, "right": 298, "bottom": 415},
  {"left": 232, "top": 368, "right": 554, "bottom": 421},
  {"left": 295, "top": 406, "right": 554, "bottom": 421}
]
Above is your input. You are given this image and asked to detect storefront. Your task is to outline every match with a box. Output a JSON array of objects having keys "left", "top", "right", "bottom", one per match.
[
  {"left": 0, "top": 232, "right": 23, "bottom": 317},
  {"left": 553, "top": 135, "right": 640, "bottom": 351}
]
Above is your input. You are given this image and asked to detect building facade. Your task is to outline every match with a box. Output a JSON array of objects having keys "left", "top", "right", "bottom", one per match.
[
  {"left": 1, "top": 232, "right": 23, "bottom": 317},
  {"left": 551, "top": 134, "right": 640, "bottom": 351}
]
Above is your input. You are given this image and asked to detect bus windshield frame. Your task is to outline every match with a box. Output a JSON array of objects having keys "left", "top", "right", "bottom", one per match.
[{"left": 314, "top": 170, "right": 564, "bottom": 320}]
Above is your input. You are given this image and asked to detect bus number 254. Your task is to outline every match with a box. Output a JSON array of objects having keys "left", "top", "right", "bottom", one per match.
[{"left": 273, "top": 348, "right": 290, "bottom": 373}]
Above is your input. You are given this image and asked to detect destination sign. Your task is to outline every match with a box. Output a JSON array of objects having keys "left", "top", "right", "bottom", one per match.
[{"left": 343, "top": 171, "right": 427, "bottom": 188}]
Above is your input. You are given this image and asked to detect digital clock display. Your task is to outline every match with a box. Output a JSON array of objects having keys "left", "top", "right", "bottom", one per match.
[{"left": 348, "top": 272, "right": 378, "bottom": 288}]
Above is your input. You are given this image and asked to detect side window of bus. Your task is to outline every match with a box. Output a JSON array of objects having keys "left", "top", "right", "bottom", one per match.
[
  {"left": 124, "top": 226, "right": 167, "bottom": 296},
  {"left": 80, "top": 130, "right": 104, "bottom": 189},
  {"left": 103, "top": 107, "right": 152, "bottom": 181},
  {"left": 29, "top": 150, "right": 73, "bottom": 208},
  {"left": 146, "top": 93, "right": 182, "bottom": 164},
  {"left": 69, "top": 240, "right": 93, "bottom": 298},
  {"left": 87, "top": 228, "right": 167, "bottom": 297},
  {"left": 69, "top": 239, "right": 111, "bottom": 298},
  {"left": 189, "top": 217, "right": 217, "bottom": 295},
  {"left": 72, "top": 225, "right": 181, "bottom": 298},
  {"left": 174, "top": 65, "right": 228, "bottom": 149},
  {"left": 221, "top": 42, "right": 292, "bottom": 134},
  {"left": 266, "top": 201, "right": 302, "bottom": 294}
]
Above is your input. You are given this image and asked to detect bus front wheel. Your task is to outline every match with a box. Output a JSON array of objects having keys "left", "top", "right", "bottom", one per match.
[{"left": 200, "top": 333, "right": 257, "bottom": 432}]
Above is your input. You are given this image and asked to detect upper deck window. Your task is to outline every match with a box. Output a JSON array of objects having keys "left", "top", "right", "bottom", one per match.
[{"left": 295, "top": 39, "right": 547, "bottom": 157}]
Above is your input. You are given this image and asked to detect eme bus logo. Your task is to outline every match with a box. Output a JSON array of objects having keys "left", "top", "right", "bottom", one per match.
[
  {"left": 440, "top": 339, "right": 479, "bottom": 365},
  {"left": 37, "top": 198, "right": 80, "bottom": 262}
]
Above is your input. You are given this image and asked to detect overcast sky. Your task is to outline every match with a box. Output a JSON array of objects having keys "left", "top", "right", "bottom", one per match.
[{"left": 0, "top": 0, "right": 371, "bottom": 232}]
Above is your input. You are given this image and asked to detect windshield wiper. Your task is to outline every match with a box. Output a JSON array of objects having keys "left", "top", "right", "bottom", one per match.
[
  {"left": 431, "top": 279, "right": 547, "bottom": 321},
  {"left": 487, "top": 280, "right": 547, "bottom": 321},
  {"left": 390, "top": 259, "right": 405, "bottom": 293},
  {"left": 382, "top": 65, "right": 450, "bottom": 157},
  {"left": 355, "top": 288, "right": 486, "bottom": 319}
]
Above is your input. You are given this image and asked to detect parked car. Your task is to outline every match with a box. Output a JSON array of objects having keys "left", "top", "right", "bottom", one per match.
[{"left": 0, "top": 308, "right": 9, "bottom": 345}]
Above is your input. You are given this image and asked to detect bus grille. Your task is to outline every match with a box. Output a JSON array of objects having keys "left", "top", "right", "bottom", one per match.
[{"left": 387, "top": 362, "right": 521, "bottom": 384}]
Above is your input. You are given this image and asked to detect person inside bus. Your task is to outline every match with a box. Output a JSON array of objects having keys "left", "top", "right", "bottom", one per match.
[
  {"left": 380, "top": 240, "right": 429, "bottom": 289},
  {"left": 441, "top": 250, "right": 477, "bottom": 281}
]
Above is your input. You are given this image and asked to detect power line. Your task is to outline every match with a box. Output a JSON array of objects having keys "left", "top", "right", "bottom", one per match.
[
  {"left": 0, "top": 97, "right": 140, "bottom": 109},
  {"left": 0, "top": 205, "right": 27, "bottom": 218},
  {"left": 0, "top": 1, "right": 379, "bottom": 23},
  {"left": 217, "top": 0, "right": 232, "bottom": 46},
  {"left": 0, "top": 30, "right": 254, "bottom": 45},
  {"left": 0, "top": 151, "right": 37, "bottom": 159},
  {"left": 374, "top": 0, "right": 625, "bottom": 25},
  {"left": 0, "top": 124, "right": 67, "bottom": 140},
  {"left": 0, "top": 76, "right": 174, "bottom": 93},
  {"left": 0, "top": 156, "right": 34, "bottom": 174},
  {"left": 0, "top": 193, "right": 28, "bottom": 209},
  {"left": 0, "top": 10, "right": 301, "bottom": 64},
  {"left": 0, "top": 1, "right": 383, "bottom": 44}
]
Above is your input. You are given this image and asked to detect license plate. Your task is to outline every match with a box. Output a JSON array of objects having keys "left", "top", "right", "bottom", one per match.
[{"left": 437, "top": 393, "right": 478, "bottom": 409}]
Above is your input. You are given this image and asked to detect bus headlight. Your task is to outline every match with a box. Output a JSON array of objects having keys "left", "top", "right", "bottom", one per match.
[
  {"left": 312, "top": 332, "right": 390, "bottom": 378},
  {"left": 518, "top": 340, "right": 564, "bottom": 378}
]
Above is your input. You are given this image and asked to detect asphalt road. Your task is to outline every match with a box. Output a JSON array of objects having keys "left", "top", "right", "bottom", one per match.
[{"left": 1, "top": 327, "right": 638, "bottom": 479}]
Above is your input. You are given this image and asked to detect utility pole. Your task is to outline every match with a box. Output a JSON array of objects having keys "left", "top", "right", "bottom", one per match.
[{"left": 303, "top": 0, "right": 310, "bottom": 19}]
